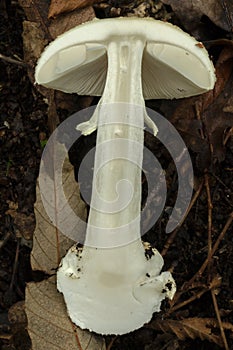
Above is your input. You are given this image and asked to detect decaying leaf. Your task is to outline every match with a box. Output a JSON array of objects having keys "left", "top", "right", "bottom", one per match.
[
  {"left": 26, "top": 277, "right": 106, "bottom": 350},
  {"left": 150, "top": 317, "right": 233, "bottom": 347},
  {"left": 27, "top": 154, "right": 105, "bottom": 349},
  {"left": 8, "top": 301, "right": 32, "bottom": 350},
  {"left": 19, "top": 0, "right": 51, "bottom": 36},
  {"left": 19, "top": 0, "right": 95, "bottom": 129},
  {"left": 31, "top": 155, "right": 87, "bottom": 274},
  {"left": 161, "top": 0, "right": 233, "bottom": 32},
  {"left": 48, "top": 0, "right": 102, "bottom": 18},
  {"left": 19, "top": 0, "right": 95, "bottom": 75},
  {"left": 8, "top": 301, "right": 27, "bottom": 331},
  {"left": 19, "top": 0, "right": 95, "bottom": 40},
  {"left": 48, "top": 6, "right": 95, "bottom": 38},
  {"left": 19, "top": 0, "right": 95, "bottom": 82},
  {"left": 22, "top": 21, "right": 49, "bottom": 64},
  {"left": 6, "top": 201, "right": 35, "bottom": 241}
]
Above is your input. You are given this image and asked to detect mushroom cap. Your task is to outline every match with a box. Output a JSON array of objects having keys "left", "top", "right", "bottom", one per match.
[{"left": 35, "top": 17, "right": 216, "bottom": 100}]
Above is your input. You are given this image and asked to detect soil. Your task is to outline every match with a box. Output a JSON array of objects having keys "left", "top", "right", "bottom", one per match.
[{"left": 0, "top": 1, "right": 232, "bottom": 350}]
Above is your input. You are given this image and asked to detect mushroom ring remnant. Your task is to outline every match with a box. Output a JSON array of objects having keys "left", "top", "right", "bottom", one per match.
[{"left": 35, "top": 18, "right": 216, "bottom": 335}]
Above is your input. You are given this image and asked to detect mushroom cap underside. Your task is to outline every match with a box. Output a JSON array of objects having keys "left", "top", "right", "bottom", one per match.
[{"left": 35, "top": 17, "right": 216, "bottom": 99}]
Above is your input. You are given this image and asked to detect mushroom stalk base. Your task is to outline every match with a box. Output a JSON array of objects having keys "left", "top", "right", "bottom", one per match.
[
  {"left": 57, "top": 38, "right": 176, "bottom": 335},
  {"left": 57, "top": 243, "right": 176, "bottom": 335}
]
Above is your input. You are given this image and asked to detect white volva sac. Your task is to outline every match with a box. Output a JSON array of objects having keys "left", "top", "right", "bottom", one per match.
[{"left": 35, "top": 17, "right": 216, "bottom": 335}]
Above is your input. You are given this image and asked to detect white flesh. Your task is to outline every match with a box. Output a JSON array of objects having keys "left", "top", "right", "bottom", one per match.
[{"left": 58, "top": 37, "right": 175, "bottom": 335}]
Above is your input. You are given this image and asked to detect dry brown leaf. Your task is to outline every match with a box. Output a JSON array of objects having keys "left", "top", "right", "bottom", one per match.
[
  {"left": 8, "top": 301, "right": 31, "bottom": 349},
  {"left": 26, "top": 277, "right": 106, "bottom": 350},
  {"left": 20, "top": 0, "right": 95, "bottom": 123},
  {"left": 161, "top": 0, "right": 232, "bottom": 32},
  {"left": 150, "top": 317, "right": 230, "bottom": 346},
  {"left": 49, "top": 6, "right": 95, "bottom": 39},
  {"left": 21, "top": 20, "right": 49, "bottom": 85},
  {"left": 27, "top": 156, "right": 105, "bottom": 349},
  {"left": 48, "top": 0, "right": 102, "bottom": 18},
  {"left": 31, "top": 155, "right": 87, "bottom": 274},
  {"left": 5, "top": 209, "right": 35, "bottom": 241},
  {"left": 19, "top": 0, "right": 95, "bottom": 88},
  {"left": 22, "top": 21, "right": 49, "bottom": 64},
  {"left": 19, "top": 0, "right": 95, "bottom": 41},
  {"left": 19, "top": 0, "right": 51, "bottom": 38},
  {"left": 8, "top": 301, "right": 27, "bottom": 330}
]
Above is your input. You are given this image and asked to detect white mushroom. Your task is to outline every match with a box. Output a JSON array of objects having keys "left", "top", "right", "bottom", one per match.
[{"left": 35, "top": 17, "right": 216, "bottom": 335}]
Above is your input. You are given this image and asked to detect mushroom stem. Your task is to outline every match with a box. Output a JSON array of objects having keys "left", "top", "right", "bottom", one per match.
[
  {"left": 102, "top": 39, "right": 145, "bottom": 103},
  {"left": 85, "top": 38, "right": 145, "bottom": 248},
  {"left": 57, "top": 37, "right": 176, "bottom": 334}
]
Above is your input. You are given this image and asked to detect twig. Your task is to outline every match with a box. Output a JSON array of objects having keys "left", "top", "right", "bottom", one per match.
[
  {"left": 0, "top": 53, "right": 27, "bottom": 67},
  {"left": 221, "top": 0, "right": 233, "bottom": 32},
  {"left": 195, "top": 102, "right": 205, "bottom": 139},
  {"left": 0, "top": 333, "right": 12, "bottom": 340},
  {"left": 204, "top": 172, "right": 213, "bottom": 278},
  {"left": 211, "top": 172, "right": 233, "bottom": 208},
  {"left": 48, "top": 90, "right": 60, "bottom": 133},
  {"left": 211, "top": 289, "right": 229, "bottom": 350},
  {"left": 168, "top": 288, "right": 209, "bottom": 314},
  {"left": 168, "top": 275, "right": 221, "bottom": 315},
  {"left": 9, "top": 238, "right": 20, "bottom": 291},
  {"left": 186, "top": 211, "right": 233, "bottom": 286},
  {"left": 0, "top": 231, "right": 11, "bottom": 251},
  {"left": 71, "top": 323, "right": 83, "bottom": 350},
  {"left": 204, "top": 171, "right": 226, "bottom": 350},
  {"left": 223, "top": 127, "right": 233, "bottom": 146},
  {"left": 106, "top": 336, "right": 117, "bottom": 350},
  {"left": 162, "top": 179, "right": 204, "bottom": 256}
]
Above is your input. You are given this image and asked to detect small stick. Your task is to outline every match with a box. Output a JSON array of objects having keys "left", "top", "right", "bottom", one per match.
[
  {"left": 221, "top": 0, "right": 233, "bottom": 32},
  {"left": 71, "top": 322, "right": 83, "bottom": 350},
  {"left": 168, "top": 275, "right": 220, "bottom": 314},
  {"left": 223, "top": 127, "right": 233, "bottom": 146},
  {"left": 0, "top": 231, "right": 11, "bottom": 251},
  {"left": 0, "top": 53, "right": 27, "bottom": 67},
  {"left": 0, "top": 333, "right": 12, "bottom": 340},
  {"left": 106, "top": 336, "right": 117, "bottom": 350},
  {"left": 186, "top": 211, "right": 233, "bottom": 286},
  {"left": 168, "top": 287, "right": 209, "bottom": 314},
  {"left": 162, "top": 179, "right": 204, "bottom": 256},
  {"left": 9, "top": 238, "right": 20, "bottom": 292},
  {"left": 211, "top": 289, "right": 229, "bottom": 350},
  {"left": 204, "top": 172, "right": 213, "bottom": 278}
]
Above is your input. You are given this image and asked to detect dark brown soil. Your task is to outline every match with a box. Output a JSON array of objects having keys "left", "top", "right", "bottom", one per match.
[{"left": 0, "top": 1, "right": 232, "bottom": 350}]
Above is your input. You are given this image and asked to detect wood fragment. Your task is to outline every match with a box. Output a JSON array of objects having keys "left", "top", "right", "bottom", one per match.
[
  {"left": 186, "top": 211, "right": 233, "bottom": 286},
  {"left": 204, "top": 172, "right": 213, "bottom": 279},
  {"left": 0, "top": 232, "right": 11, "bottom": 251},
  {"left": 48, "top": 0, "right": 101, "bottom": 18},
  {"left": 0, "top": 53, "right": 28, "bottom": 67},
  {"left": 223, "top": 126, "right": 233, "bottom": 146},
  {"left": 106, "top": 336, "right": 117, "bottom": 350},
  {"left": 9, "top": 238, "right": 20, "bottom": 292},
  {"left": 168, "top": 275, "right": 221, "bottom": 314},
  {"left": 0, "top": 333, "right": 12, "bottom": 340},
  {"left": 211, "top": 289, "right": 229, "bottom": 350}
]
